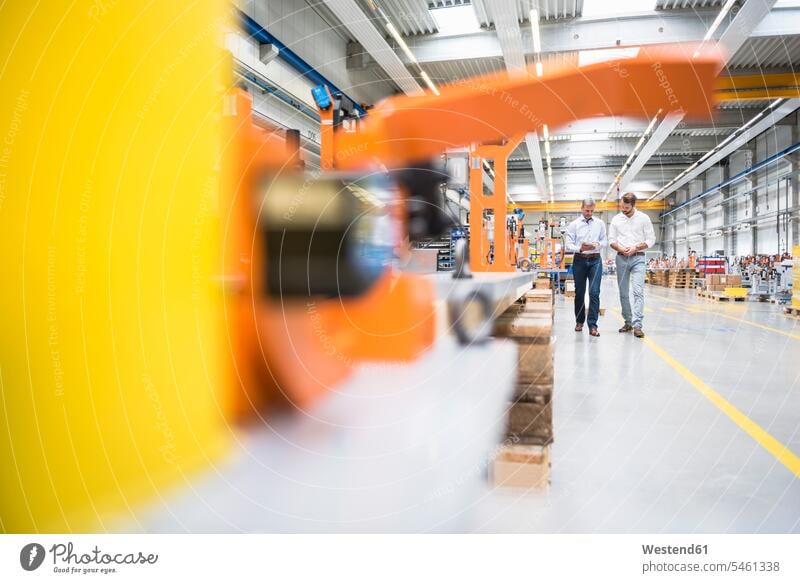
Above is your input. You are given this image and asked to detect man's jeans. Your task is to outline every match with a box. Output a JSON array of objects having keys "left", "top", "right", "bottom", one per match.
[
  {"left": 616, "top": 254, "right": 646, "bottom": 329},
  {"left": 572, "top": 255, "right": 602, "bottom": 328}
]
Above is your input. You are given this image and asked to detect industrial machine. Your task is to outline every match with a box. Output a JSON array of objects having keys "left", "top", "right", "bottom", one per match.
[
  {"left": 534, "top": 219, "right": 569, "bottom": 270},
  {"left": 0, "top": 0, "right": 723, "bottom": 533}
]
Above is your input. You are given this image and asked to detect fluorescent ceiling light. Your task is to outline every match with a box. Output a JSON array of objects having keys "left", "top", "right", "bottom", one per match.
[
  {"left": 429, "top": 5, "right": 481, "bottom": 37},
  {"left": 385, "top": 22, "right": 416, "bottom": 64},
  {"left": 535, "top": 62, "right": 543, "bottom": 77},
  {"left": 529, "top": 9, "right": 541, "bottom": 54},
  {"left": 420, "top": 70, "right": 440, "bottom": 95},
  {"left": 578, "top": 47, "right": 640, "bottom": 68}
]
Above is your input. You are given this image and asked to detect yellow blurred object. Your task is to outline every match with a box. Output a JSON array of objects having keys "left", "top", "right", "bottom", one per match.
[
  {"left": 723, "top": 287, "right": 748, "bottom": 298},
  {"left": 0, "top": 2, "right": 231, "bottom": 531}
]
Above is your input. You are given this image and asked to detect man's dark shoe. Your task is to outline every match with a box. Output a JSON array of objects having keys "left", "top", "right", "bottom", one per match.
[
  {"left": 634, "top": 328, "right": 645, "bottom": 338},
  {"left": 618, "top": 324, "right": 633, "bottom": 333},
  {"left": 575, "top": 323, "right": 584, "bottom": 332},
  {"left": 589, "top": 327, "right": 600, "bottom": 337}
]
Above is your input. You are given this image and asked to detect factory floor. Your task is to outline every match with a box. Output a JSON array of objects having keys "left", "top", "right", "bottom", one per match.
[{"left": 477, "top": 277, "right": 800, "bottom": 533}]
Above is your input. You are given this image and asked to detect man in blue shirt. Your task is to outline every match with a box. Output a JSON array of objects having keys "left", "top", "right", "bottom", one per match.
[{"left": 565, "top": 198, "right": 607, "bottom": 336}]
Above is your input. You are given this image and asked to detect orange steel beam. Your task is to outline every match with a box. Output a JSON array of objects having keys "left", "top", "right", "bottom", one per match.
[
  {"left": 716, "top": 73, "right": 800, "bottom": 101},
  {"left": 510, "top": 200, "right": 668, "bottom": 212},
  {"left": 468, "top": 135, "right": 524, "bottom": 272},
  {"left": 318, "top": 86, "right": 335, "bottom": 170},
  {"left": 334, "top": 43, "right": 722, "bottom": 170}
]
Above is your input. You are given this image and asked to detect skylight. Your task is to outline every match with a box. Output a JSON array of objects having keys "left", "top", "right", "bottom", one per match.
[
  {"left": 429, "top": 5, "right": 481, "bottom": 37},
  {"left": 582, "top": 0, "right": 656, "bottom": 19}
]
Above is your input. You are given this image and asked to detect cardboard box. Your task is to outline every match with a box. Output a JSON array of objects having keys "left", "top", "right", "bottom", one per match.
[
  {"left": 513, "top": 382, "right": 552, "bottom": 403},
  {"left": 517, "top": 342, "right": 554, "bottom": 385},
  {"left": 534, "top": 278, "right": 550, "bottom": 290},
  {"left": 506, "top": 401, "right": 553, "bottom": 444},
  {"left": 493, "top": 315, "right": 552, "bottom": 342},
  {"left": 525, "top": 289, "right": 553, "bottom": 303},
  {"left": 719, "top": 275, "right": 741, "bottom": 286},
  {"left": 492, "top": 445, "right": 550, "bottom": 489}
]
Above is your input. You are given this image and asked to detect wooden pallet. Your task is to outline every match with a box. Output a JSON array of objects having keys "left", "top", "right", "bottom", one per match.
[
  {"left": 699, "top": 291, "right": 746, "bottom": 302},
  {"left": 785, "top": 306, "right": 800, "bottom": 319}
]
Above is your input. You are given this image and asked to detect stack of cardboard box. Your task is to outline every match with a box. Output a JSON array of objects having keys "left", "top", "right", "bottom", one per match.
[
  {"left": 491, "top": 287, "right": 555, "bottom": 488},
  {"left": 702, "top": 274, "right": 742, "bottom": 292}
]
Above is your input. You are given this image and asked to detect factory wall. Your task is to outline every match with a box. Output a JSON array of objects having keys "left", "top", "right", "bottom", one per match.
[{"left": 661, "top": 111, "right": 800, "bottom": 259}]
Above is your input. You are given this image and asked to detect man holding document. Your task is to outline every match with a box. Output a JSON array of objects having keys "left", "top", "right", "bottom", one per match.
[{"left": 564, "top": 198, "right": 607, "bottom": 337}]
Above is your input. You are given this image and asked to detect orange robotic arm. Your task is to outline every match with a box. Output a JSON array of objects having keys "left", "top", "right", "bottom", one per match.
[{"left": 335, "top": 44, "right": 723, "bottom": 169}]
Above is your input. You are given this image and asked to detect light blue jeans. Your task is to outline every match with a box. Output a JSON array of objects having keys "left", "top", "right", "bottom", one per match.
[{"left": 616, "top": 254, "right": 646, "bottom": 329}]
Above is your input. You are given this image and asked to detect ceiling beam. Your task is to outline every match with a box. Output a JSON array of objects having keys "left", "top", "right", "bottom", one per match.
[
  {"left": 654, "top": 98, "right": 800, "bottom": 200},
  {"left": 615, "top": 0, "right": 779, "bottom": 196},
  {"left": 511, "top": 200, "right": 668, "bottom": 212},
  {"left": 404, "top": 8, "right": 799, "bottom": 66},
  {"left": 323, "top": 0, "right": 423, "bottom": 95},
  {"left": 484, "top": 0, "right": 549, "bottom": 199}
]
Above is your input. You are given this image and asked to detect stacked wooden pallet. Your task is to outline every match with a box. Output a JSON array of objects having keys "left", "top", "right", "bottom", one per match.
[
  {"left": 646, "top": 268, "right": 694, "bottom": 288},
  {"left": 564, "top": 280, "right": 576, "bottom": 298},
  {"left": 697, "top": 290, "right": 746, "bottom": 302},
  {"left": 491, "top": 287, "right": 554, "bottom": 488},
  {"left": 667, "top": 269, "right": 694, "bottom": 288}
]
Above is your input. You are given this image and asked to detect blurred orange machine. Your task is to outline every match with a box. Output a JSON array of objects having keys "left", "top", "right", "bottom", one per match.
[{"left": 0, "top": 0, "right": 723, "bottom": 533}]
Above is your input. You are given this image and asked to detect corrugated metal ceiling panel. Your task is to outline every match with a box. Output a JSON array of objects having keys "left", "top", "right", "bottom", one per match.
[
  {"left": 423, "top": 56, "right": 506, "bottom": 83},
  {"left": 655, "top": 0, "right": 727, "bottom": 9},
  {"left": 472, "top": 0, "right": 582, "bottom": 26},
  {"left": 368, "top": 0, "right": 438, "bottom": 36},
  {"left": 728, "top": 35, "right": 800, "bottom": 69}
]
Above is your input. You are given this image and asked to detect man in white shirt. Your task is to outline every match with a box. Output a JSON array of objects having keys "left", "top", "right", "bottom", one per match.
[
  {"left": 565, "top": 198, "right": 607, "bottom": 336},
  {"left": 608, "top": 193, "right": 656, "bottom": 338}
]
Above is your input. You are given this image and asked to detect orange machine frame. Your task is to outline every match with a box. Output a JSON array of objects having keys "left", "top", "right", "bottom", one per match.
[{"left": 468, "top": 135, "right": 524, "bottom": 272}]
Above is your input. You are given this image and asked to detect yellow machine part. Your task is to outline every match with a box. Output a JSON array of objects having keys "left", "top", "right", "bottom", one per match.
[
  {"left": 0, "top": 2, "right": 232, "bottom": 531},
  {"left": 723, "top": 287, "right": 748, "bottom": 298}
]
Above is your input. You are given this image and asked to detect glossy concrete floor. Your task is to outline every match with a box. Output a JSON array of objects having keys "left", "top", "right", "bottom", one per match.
[{"left": 475, "top": 277, "right": 800, "bottom": 533}]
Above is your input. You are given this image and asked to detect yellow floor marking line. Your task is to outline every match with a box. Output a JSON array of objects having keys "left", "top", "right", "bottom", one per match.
[
  {"left": 611, "top": 309, "right": 800, "bottom": 478},
  {"left": 650, "top": 291, "right": 800, "bottom": 341},
  {"left": 661, "top": 307, "right": 679, "bottom": 314},
  {"left": 713, "top": 312, "right": 800, "bottom": 341},
  {"left": 644, "top": 335, "right": 800, "bottom": 478}
]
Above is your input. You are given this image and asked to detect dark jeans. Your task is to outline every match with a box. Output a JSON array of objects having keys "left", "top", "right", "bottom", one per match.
[{"left": 572, "top": 255, "right": 602, "bottom": 328}]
